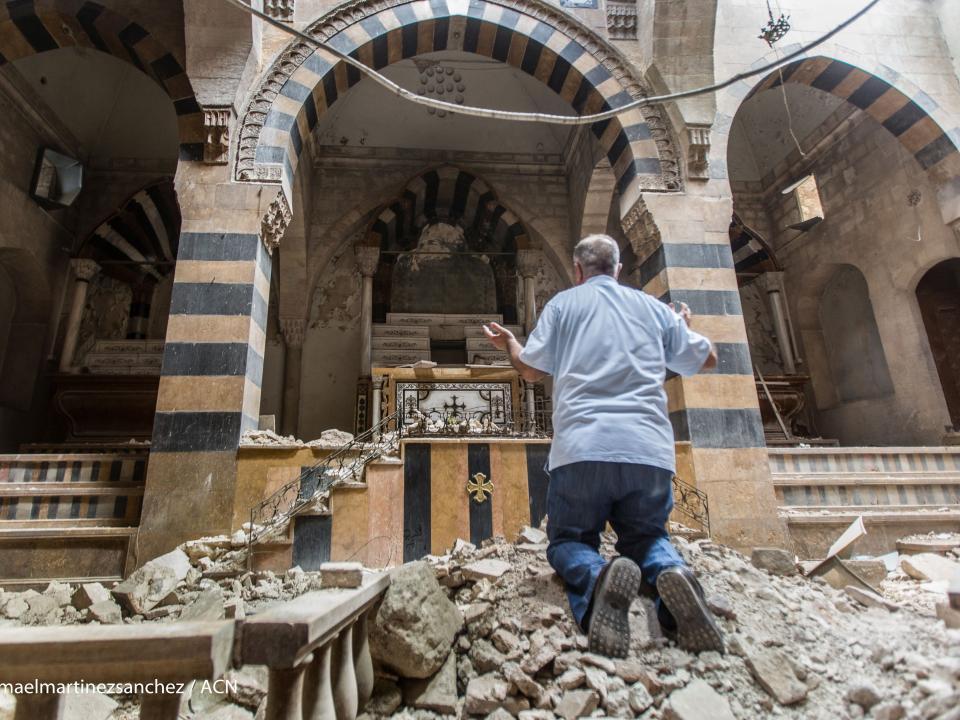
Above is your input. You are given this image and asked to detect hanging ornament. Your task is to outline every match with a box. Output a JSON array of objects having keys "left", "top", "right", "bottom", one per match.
[{"left": 759, "top": 1, "right": 790, "bottom": 46}]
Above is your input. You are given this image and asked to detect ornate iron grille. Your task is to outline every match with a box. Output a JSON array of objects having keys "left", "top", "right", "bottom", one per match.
[
  {"left": 671, "top": 475, "right": 710, "bottom": 535},
  {"left": 246, "top": 409, "right": 403, "bottom": 564}
]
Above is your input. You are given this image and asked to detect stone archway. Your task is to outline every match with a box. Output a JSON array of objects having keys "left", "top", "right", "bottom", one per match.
[
  {"left": 235, "top": 0, "right": 681, "bottom": 212},
  {"left": 916, "top": 259, "right": 960, "bottom": 430},
  {"left": 0, "top": 0, "right": 204, "bottom": 158}
]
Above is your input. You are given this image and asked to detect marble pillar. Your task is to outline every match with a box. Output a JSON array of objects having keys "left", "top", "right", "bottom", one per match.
[
  {"left": 355, "top": 244, "right": 381, "bottom": 379},
  {"left": 59, "top": 258, "right": 99, "bottom": 372},
  {"left": 371, "top": 375, "right": 383, "bottom": 437},
  {"left": 757, "top": 272, "right": 798, "bottom": 375},
  {"left": 516, "top": 249, "right": 540, "bottom": 432},
  {"left": 280, "top": 318, "right": 305, "bottom": 437}
]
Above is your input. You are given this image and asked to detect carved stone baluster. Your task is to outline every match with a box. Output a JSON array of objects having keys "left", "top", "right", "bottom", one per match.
[
  {"left": 353, "top": 612, "right": 374, "bottom": 709},
  {"left": 333, "top": 626, "right": 358, "bottom": 720},
  {"left": 302, "top": 642, "right": 336, "bottom": 720},
  {"left": 266, "top": 653, "right": 313, "bottom": 720},
  {"left": 139, "top": 692, "right": 183, "bottom": 720},
  {"left": 14, "top": 692, "right": 63, "bottom": 720}
]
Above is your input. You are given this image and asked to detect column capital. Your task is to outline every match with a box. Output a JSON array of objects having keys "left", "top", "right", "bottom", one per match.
[
  {"left": 755, "top": 271, "right": 786, "bottom": 294},
  {"left": 202, "top": 105, "right": 232, "bottom": 165},
  {"left": 280, "top": 318, "right": 306, "bottom": 349},
  {"left": 261, "top": 191, "right": 291, "bottom": 255},
  {"left": 70, "top": 258, "right": 100, "bottom": 282},
  {"left": 515, "top": 248, "right": 541, "bottom": 279},
  {"left": 354, "top": 244, "right": 381, "bottom": 278}
]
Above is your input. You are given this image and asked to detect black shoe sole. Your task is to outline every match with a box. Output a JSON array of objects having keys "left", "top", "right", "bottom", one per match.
[
  {"left": 588, "top": 558, "right": 642, "bottom": 658},
  {"left": 656, "top": 570, "right": 725, "bottom": 654}
]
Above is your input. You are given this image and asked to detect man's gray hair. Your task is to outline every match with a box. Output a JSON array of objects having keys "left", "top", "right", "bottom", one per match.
[{"left": 573, "top": 234, "right": 620, "bottom": 277}]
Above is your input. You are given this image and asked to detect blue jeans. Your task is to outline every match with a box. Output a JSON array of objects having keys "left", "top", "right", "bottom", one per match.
[{"left": 545, "top": 461, "right": 686, "bottom": 629}]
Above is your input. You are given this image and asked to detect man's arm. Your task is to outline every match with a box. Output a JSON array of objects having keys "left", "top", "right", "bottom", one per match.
[
  {"left": 482, "top": 322, "right": 547, "bottom": 382},
  {"left": 668, "top": 301, "right": 717, "bottom": 374}
]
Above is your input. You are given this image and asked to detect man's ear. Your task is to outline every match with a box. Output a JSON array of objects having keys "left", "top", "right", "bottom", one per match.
[
  {"left": 573, "top": 261, "right": 584, "bottom": 285},
  {"left": 613, "top": 263, "right": 623, "bottom": 281}
]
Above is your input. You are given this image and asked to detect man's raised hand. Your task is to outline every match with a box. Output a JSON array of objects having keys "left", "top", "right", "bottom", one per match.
[
  {"left": 482, "top": 321, "right": 515, "bottom": 351},
  {"left": 669, "top": 301, "right": 693, "bottom": 328}
]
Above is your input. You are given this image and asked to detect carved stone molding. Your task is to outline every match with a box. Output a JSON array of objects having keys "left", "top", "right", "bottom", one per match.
[
  {"left": 279, "top": 318, "right": 305, "bottom": 348},
  {"left": 515, "top": 248, "right": 541, "bottom": 278},
  {"left": 261, "top": 191, "right": 292, "bottom": 254},
  {"left": 621, "top": 197, "right": 661, "bottom": 263},
  {"left": 606, "top": 1, "right": 637, "bottom": 40},
  {"left": 686, "top": 125, "right": 711, "bottom": 181},
  {"left": 203, "top": 106, "right": 232, "bottom": 165},
  {"left": 265, "top": 0, "right": 295, "bottom": 21},
  {"left": 354, "top": 244, "right": 381, "bottom": 277},
  {"left": 235, "top": 0, "right": 681, "bottom": 191},
  {"left": 71, "top": 258, "right": 100, "bottom": 282}
]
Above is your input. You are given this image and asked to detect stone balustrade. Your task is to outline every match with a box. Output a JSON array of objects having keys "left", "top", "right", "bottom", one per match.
[{"left": 0, "top": 572, "right": 390, "bottom": 720}]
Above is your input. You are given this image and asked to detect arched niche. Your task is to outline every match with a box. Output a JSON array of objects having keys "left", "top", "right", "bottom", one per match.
[{"left": 915, "top": 258, "right": 960, "bottom": 430}]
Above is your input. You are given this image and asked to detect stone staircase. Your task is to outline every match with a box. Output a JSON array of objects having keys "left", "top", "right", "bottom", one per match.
[
  {"left": 771, "top": 447, "right": 960, "bottom": 556},
  {"left": 0, "top": 449, "right": 148, "bottom": 588},
  {"left": 372, "top": 313, "right": 524, "bottom": 366}
]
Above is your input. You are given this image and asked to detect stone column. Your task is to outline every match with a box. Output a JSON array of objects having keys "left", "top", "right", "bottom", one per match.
[
  {"left": 756, "top": 272, "right": 797, "bottom": 375},
  {"left": 126, "top": 280, "right": 153, "bottom": 340},
  {"left": 59, "top": 259, "right": 99, "bottom": 372},
  {"left": 516, "top": 249, "right": 540, "bottom": 432},
  {"left": 371, "top": 375, "right": 383, "bottom": 437},
  {"left": 280, "top": 318, "right": 305, "bottom": 437},
  {"left": 355, "top": 244, "right": 380, "bottom": 378},
  {"left": 516, "top": 249, "right": 540, "bottom": 336}
]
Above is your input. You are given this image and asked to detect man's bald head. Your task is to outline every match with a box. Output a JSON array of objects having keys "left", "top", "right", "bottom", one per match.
[{"left": 573, "top": 234, "right": 621, "bottom": 279}]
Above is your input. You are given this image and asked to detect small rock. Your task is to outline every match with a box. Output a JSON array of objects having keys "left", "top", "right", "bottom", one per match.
[
  {"left": 404, "top": 650, "right": 458, "bottom": 714},
  {"left": 112, "top": 564, "right": 179, "bottom": 615},
  {"left": 629, "top": 683, "right": 654, "bottom": 713},
  {"left": 452, "top": 538, "right": 477, "bottom": 557},
  {"left": 44, "top": 582, "right": 73, "bottom": 607},
  {"left": 664, "top": 678, "right": 736, "bottom": 720},
  {"left": 180, "top": 588, "right": 225, "bottom": 621},
  {"left": 320, "top": 562, "right": 364, "bottom": 589},
  {"left": 846, "top": 682, "right": 882, "bottom": 710},
  {"left": 72, "top": 583, "right": 111, "bottom": 611},
  {"left": 62, "top": 689, "right": 118, "bottom": 720},
  {"left": 464, "top": 674, "right": 510, "bottom": 715},
  {"left": 872, "top": 701, "right": 905, "bottom": 720},
  {"left": 491, "top": 627, "right": 522, "bottom": 656},
  {"left": 225, "top": 665, "right": 268, "bottom": 709},
  {"left": 557, "top": 668, "right": 585, "bottom": 690},
  {"left": 745, "top": 647, "right": 807, "bottom": 705},
  {"left": 2, "top": 597, "right": 27, "bottom": 619},
  {"left": 462, "top": 559, "right": 512, "bottom": 582},
  {"left": 148, "top": 548, "right": 192, "bottom": 581},
  {"left": 901, "top": 553, "right": 960, "bottom": 583},
  {"left": 503, "top": 662, "right": 545, "bottom": 704},
  {"left": 750, "top": 548, "right": 797, "bottom": 576},
  {"left": 469, "top": 639, "right": 505, "bottom": 674},
  {"left": 88, "top": 600, "right": 123, "bottom": 624},
  {"left": 485, "top": 709, "right": 514, "bottom": 720},
  {"left": 23, "top": 594, "right": 59, "bottom": 623},
  {"left": 555, "top": 689, "right": 599, "bottom": 720},
  {"left": 520, "top": 632, "right": 557, "bottom": 675},
  {"left": 519, "top": 527, "right": 548, "bottom": 545},
  {"left": 462, "top": 602, "right": 495, "bottom": 640},
  {"left": 936, "top": 602, "right": 960, "bottom": 629},
  {"left": 366, "top": 678, "right": 402, "bottom": 716},
  {"left": 844, "top": 585, "right": 899, "bottom": 612},
  {"left": 581, "top": 653, "right": 616, "bottom": 674},
  {"left": 706, "top": 594, "right": 737, "bottom": 621}
]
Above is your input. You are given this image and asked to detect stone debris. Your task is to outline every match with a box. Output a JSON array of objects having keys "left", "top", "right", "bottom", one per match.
[
  {"left": 462, "top": 558, "right": 512, "bottom": 581},
  {"left": 744, "top": 647, "right": 808, "bottom": 705},
  {"left": 901, "top": 552, "right": 960, "bottom": 583},
  {"left": 750, "top": 547, "right": 798, "bottom": 576},
  {"left": 71, "top": 582, "right": 111, "bottom": 611},
  {"left": 320, "top": 561, "right": 364, "bottom": 588},
  {"left": 306, "top": 428, "right": 356, "bottom": 448}
]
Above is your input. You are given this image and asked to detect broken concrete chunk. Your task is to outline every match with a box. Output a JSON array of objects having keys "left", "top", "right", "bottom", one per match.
[
  {"left": 846, "top": 682, "right": 882, "bottom": 710},
  {"left": 147, "top": 548, "right": 192, "bottom": 582},
  {"left": 464, "top": 674, "right": 510, "bottom": 715},
  {"left": 462, "top": 559, "right": 512, "bottom": 582},
  {"left": 62, "top": 689, "right": 118, "bottom": 720},
  {"left": 664, "top": 678, "right": 736, "bottom": 720},
  {"left": 750, "top": 547, "right": 797, "bottom": 576},
  {"left": 936, "top": 602, "right": 960, "bottom": 629},
  {"left": 404, "top": 650, "right": 458, "bottom": 714},
  {"left": 71, "top": 583, "right": 111, "bottom": 611},
  {"left": 629, "top": 682, "right": 654, "bottom": 713},
  {"left": 845, "top": 585, "right": 900, "bottom": 612},
  {"left": 111, "top": 564, "right": 179, "bottom": 615},
  {"left": 180, "top": 588, "right": 225, "bottom": 621},
  {"left": 320, "top": 561, "right": 364, "bottom": 589},
  {"left": 745, "top": 647, "right": 807, "bottom": 705},
  {"left": 88, "top": 600, "right": 123, "bottom": 625},
  {"left": 503, "top": 661, "right": 546, "bottom": 704},
  {"left": 519, "top": 526, "right": 548, "bottom": 545},
  {"left": 901, "top": 553, "right": 960, "bottom": 583},
  {"left": 370, "top": 562, "right": 463, "bottom": 679},
  {"left": 555, "top": 689, "right": 599, "bottom": 720},
  {"left": 43, "top": 582, "right": 73, "bottom": 607},
  {"left": 367, "top": 678, "right": 402, "bottom": 715}
]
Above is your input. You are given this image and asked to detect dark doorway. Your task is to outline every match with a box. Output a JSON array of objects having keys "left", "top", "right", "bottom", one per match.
[{"left": 916, "top": 259, "right": 960, "bottom": 430}]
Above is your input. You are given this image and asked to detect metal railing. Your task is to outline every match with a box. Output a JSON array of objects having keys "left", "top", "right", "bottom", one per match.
[
  {"left": 672, "top": 475, "right": 711, "bottom": 535},
  {"left": 247, "top": 410, "right": 404, "bottom": 559},
  {"left": 0, "top": 572, "right": 390, "bottom": 720}
]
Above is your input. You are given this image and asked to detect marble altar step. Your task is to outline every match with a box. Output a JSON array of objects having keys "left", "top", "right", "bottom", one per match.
[
  {"left": 386, "top": 313, "right": 504, "bottom": 325},
  {"left": 83, "top": 339, "right": 164, "bottom": 376},
  {"left": 372, "top": 324, "right": 430, "bottom": 338},
  {"left": 0, "top": 452, "right": 149, "bottom": 586},
  {"left": 371, "top": 349, "right": 431, "bottom": 366},
  {"left": 769, "top": 447, "right": 960, "bottom": 556},
  {"left": 372, "top": 336, "right": 431, "bottom": 351}
]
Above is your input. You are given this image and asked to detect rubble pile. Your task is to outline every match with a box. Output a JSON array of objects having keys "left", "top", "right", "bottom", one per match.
[{"left": 365, "top": 531, "right": 959, "bottom": 720}]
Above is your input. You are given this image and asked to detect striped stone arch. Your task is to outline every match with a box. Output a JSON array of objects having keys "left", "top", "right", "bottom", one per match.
[
  {"left": 78, "top": 180, "right": 181, "bottom": 280},
  {"left": 729, "top": 214, "right": 779, "bottom": 275},
  {"left": 237, "top": 0, "right": 681, "bottom": 207},
  {"left": 748, "top": 56, "right": 960, "bottom": 173},
  {"left": 0, "top": 0, "right": 203, "bottom": 159},
  {"left": 370, "top": 166, "right": 526, "bottom": 248}
]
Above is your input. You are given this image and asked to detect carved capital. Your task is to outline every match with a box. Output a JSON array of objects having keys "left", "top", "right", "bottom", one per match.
[
  {"left": 261, "top": 191, "right": 292, "bottom": 254},
  {"left": 71, "top": 258, "right": 100, "bottom": 282},
  {"left": 621, "top": 197, "right": 662, "bottom": 265},
  {"left": 354, "top": 244, "right": 381, "bottom": 277},
  {"left": 264, "top": 0, "right": 295, "bottom": 20},
  {"left": 606, "top": 1, "right": 637, "bottom": 40},
  {"left": 754, "top": 271, "right": 786, "bottom": 296},
  {"left": 687, "top": 125, "right": 711, "bottom": 181},
  {"left": 515, "top": 248, "right": 541, "bottom": 278},
  {"left": 280, "top": 318, "right": 305, "bottom": 348},
  {"left": 203, "top": 106, "right": 232, "bottom": 165}
]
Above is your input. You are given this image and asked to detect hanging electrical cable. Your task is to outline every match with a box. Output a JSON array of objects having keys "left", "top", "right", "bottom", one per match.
[{"left": 221, "top": 0, "right": 882, "bottom": 126}]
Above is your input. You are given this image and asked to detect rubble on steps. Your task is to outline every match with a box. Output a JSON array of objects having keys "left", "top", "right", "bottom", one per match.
[{"left": 365, "top": 531, "right": 959, "bottom": 720}]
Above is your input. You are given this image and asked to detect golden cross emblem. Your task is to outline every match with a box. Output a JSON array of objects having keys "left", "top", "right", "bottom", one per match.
[{"left": 466, "top": 472, "right": 494, "bottom": 503}]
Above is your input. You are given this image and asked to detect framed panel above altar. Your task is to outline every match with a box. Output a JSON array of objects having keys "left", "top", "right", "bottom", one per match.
[{"left": 375, "top": 366, "right": 523, "bottom": 433}]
